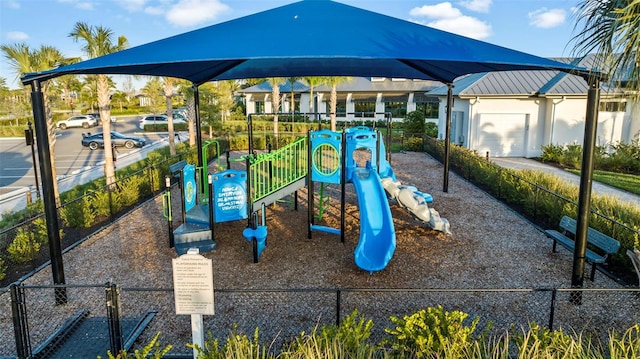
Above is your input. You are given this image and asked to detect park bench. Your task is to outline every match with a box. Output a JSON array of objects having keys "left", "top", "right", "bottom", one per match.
[
  {"left": 545, "top": 216, "right": 620, "bottom": 281},
  {"left": 169, "top": 159, "right": 187, "bottom": 177}
]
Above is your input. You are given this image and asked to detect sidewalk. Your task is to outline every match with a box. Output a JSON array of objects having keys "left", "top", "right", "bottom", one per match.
[{"left": 491, "top": 157, "right": 640, "bottom": 207}]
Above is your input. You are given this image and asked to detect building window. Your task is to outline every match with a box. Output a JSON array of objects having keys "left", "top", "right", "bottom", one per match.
[
  {"left": 416, "top": 102, "right": 439, "bottom": 118},
  {"left": 599, "top": 101, "right": 626, "bottom": 112},
  {"left": 354, "top": 101, "right": 376, "bottom": 117},
  {"left": 327, "top": 99, "right": 346, "bottom": 116},
  {"left": 384, "top": 101, "right": 407, "bottom": 118},
  {"left": 255, "top": 101, "right": 265, "bottom": 114},
  {"left": 414, "top": 94, "right": 439, "bottom": 118}
]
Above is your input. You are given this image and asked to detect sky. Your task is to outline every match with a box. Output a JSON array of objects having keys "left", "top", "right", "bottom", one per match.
[{"left": 0, "top": 0, "right": 585, "bottom": 90}]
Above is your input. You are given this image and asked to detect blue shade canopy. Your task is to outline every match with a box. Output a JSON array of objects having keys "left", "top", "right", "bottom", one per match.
[{"left": 21, "top": 0, "right": 585, "bottom": 85}]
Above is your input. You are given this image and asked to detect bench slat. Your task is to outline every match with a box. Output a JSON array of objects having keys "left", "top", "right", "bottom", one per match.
[
  {"left": 557, "top": 216, "right": 619, "bottom": 255},
  {"left": 545, "top": 230, "right": 606, "bottom": 263}
]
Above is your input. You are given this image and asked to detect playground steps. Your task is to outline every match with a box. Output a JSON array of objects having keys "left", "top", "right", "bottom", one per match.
[
  {"left": 173, "top": 222, "right": 216, "bottom": 255},
  {"left": 185, "top": 204, "right": 210, "bottom": 226}
]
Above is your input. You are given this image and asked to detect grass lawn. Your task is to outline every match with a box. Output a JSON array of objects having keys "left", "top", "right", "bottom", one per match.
[{"left": 568, "top": 169, "right": 640, "bottom": 195}]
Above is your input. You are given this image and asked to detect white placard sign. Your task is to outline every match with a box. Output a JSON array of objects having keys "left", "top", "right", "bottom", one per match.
[{"left": 172, "top": 251, "right": 214, "bottom": 315}]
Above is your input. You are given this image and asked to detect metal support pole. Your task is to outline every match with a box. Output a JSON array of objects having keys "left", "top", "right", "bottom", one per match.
[
  {"left": 26, "top": 122, "right": 40, "bottom": 199},
  {"left": 165, "top": 176, "right": 174, "bottom": 248},
  {"left": 11, "top": 284, "right": 31, "bottom": 359},
  {"left": 335, "top": 289, "right": 341, "bottom": 326},
  {"left": 307, "top": 131, "right": 314, "bottom": 239},
  {"left": 340, "top": 130, "right": 346, "bottom": 243},
  {"left": 248, "top": 114, "right": 254, "bottom": 155},
  {"left": 571, "top": 77, "right": 600, "bottom": 304},
  {"left": 106, "top": 282, "right": 123, "bottom": 355},
  {"left": 443, "top": 84, "right": 453, "bottom": 193},
  {"left": 193, "top": 84, "right": 205, "bottom": 195},
  {"left": 208, "top": 173, "right": 215, "bottom": 239},
  {"left": 30, "top": 80, "right": 67, "bottom": 304},
  {"left": 548, "top": 289, "right": 557, "bottom": 330}
]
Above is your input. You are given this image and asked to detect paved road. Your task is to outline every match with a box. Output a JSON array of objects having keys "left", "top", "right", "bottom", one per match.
[
  {"left": 491, "top": 157, "right": 640, "bottom": 207},
  {"left": 0, "top": 115, "right": 188, "bottom": 218}
]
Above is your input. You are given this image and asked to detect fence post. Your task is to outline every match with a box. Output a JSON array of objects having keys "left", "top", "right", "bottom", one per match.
[
  {"left": 335, "top": 289, "right": 342, "bottom": 326},
  {"left": 548, "top": 288, "right": 557, "bottom": 331},
  {"left": 106, "top": 282, "right": 123, "bottom": 355},
  {"left": 10, "top": 284, "right": 31, "bottom": 359}
]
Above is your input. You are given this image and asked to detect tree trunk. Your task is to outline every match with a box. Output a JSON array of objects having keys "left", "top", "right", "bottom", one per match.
[
  {"left": 272, "top": 86, "right": 280, "bottom": 147},
  {"left": 187, "top": 97, "right": 196, "bottom": 146},
  {"left": 98, "top": 74, "right": 116, "bottom": 188},
  {"left": 330, "top": 84, "right": 337, "bottom": 132},
  {"left": 42, "top": 83, "right": 61, "bottom": 207},
  {"left": 165, "top": 79, "right": 176, "bottom": 156}
]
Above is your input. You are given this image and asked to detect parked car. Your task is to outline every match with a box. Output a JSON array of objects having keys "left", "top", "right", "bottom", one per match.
[
  {"left": 138, "top": 114, "right": 185, "bottom": 130},
  {"left": 162, "top": 110, "right": 189, "bottom": 121},
  {"left": 57, "top": 115, "right": 97, "bottom": 130},
  {"left": 81, "top": 131, "right": 146, "bottom": 150},
  {"left": 86, "top": 112, "right": 117, "bottom": 125}
]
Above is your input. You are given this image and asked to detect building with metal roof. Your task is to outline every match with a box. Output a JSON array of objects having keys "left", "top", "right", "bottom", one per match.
[{"left": 427, "top": 56, "right": 638, "bottom": 158}]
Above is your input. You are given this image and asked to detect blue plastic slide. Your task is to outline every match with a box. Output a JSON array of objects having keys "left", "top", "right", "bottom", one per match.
[{"left": 351, "top": 167, "right": 396, "bottom": 273}]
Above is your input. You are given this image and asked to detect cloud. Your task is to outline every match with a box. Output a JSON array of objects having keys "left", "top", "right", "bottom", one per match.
[
  {"left": 459, "top": 0, "right": 492, "bottom": 13},
  {"left": 76, "top": 2, "right": 94, "bottom": 10},
  {"left": 528, "top": 8, "right": 566, "bottom": 28},
  {"left": 165, "top": 0, "right": 229, "bottom": 27},
  {"left": 116, "top": 0, "right": 148, "bottom": 12},
  {"left": 57, "top": 0, "right": 94, "bottom": 10},
  {"left": 409, "top": 2, "right": 491, "bottom": 40},
  {"left": 4, "top": 0, "right": 20, "bottom": 9},
  {"left": 6, "top": 31, "right": 29, "bottom": 41},
  {"left": 410, "top": 2, "right": 461, "bottom": 19}
]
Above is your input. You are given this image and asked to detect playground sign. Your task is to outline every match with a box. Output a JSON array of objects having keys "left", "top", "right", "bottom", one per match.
[
  {"left": 183, "top": 164, "right": 197, "bottom": 213},
  {"left": 172, "top": 250, "right": 214, "bottom": 315},
  {"left": 213, "top": 170, "right": 248, "bottom": 222}
]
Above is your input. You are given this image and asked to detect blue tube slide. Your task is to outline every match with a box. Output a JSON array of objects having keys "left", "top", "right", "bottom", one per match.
[{"left": 352, "top": 168, "right": 396, "bottom": 273}]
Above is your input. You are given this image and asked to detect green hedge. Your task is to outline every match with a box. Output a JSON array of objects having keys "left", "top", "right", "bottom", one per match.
[{"left": 424, "top": 137, "right": 640, "bottom": 274}]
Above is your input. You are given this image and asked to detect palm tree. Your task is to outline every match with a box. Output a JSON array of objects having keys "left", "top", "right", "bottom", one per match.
[
  {"left": 287, "top": 76, "right": 300, "bottom": 118},
  {"left": 325, "top": 77, "right": 352, "bottom": 131},
  {"left": 268, "top": 77, "right": 284, "bottom": 146},
  {"left": 571, "top": 0, "right": 640, "bottom": 94},
  {"left": 70, "top": 22, "right": 128, "bottom": 187},
  {"left": 163, "top": 77, "right": 177, "bottom": 156},
  {"left": 1, "top": 43, "right": 75, "bottom": 206},
  {"left": 304, "top": 76, "right": 324, "bottom": 114},
  {"left": 142, "top": 78, "right": 164, "bottom": 114}
]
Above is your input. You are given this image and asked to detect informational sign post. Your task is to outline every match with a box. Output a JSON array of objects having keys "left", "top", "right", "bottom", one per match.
[{"left": 172, "top": 248, "right": 214, "bottom": 358}]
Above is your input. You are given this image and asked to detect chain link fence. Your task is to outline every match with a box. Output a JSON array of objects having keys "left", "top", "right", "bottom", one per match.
[{"left": 2, "top": 284, "right": 638, "bottom": 358}]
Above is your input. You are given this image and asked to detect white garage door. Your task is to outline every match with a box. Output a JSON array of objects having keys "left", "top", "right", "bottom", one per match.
[{"left": 476, "top": 113, "right": 527, "bottom": 157}]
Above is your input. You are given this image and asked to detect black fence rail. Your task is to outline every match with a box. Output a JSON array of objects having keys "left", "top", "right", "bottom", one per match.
[
  {"left": 0, "top": 149, "right": 210, "bottom": 288},
  {"left": 393, "top": 134, "right": 639, "bottom": 280},
  {"left": 2, "top": 284, "right": 638, "bottom": 358}
]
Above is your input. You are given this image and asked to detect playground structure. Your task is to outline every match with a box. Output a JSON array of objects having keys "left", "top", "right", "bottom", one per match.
[{"left": 165, "top": 121, "right": 450, "bottom": 273}]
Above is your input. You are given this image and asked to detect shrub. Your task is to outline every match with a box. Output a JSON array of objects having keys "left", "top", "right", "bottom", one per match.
[
  {"left": 60, "top": 195, "right": 96, "bottom": 228},
  {"left": 405, "top": 136, "right": 424, "bottom": 152},
  {"left": 90, "top": 189, "right": 114, "bottom": 219},
  {"left": 190, "top": 327, "right": 271, "bottom": 359},
  {"left": 7, "top": 219, "right": 48, "bottom": 263},
  {"left": 0, "top": 257, "right": 6, "bottom": 280},
  {"left": 102, "top": 332, "right": 171, "bottom": 359},
  {"left": 384, "top": 305, "right": 481, "bottom": 358},
  {"left": 540, "top": 144, "right": 565, "bottom": 163},
  {"left": 319, "top": 310, "right": 373, "bottom": 353},
  {"left": 118, "top": 175, "right": 145, "bottom": 208},
  {"left": 425, "top": 121, "right": 438, "bottom": 138},
  {"left": 403, "top": 110, "right": 426, "bottom": 136}
]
